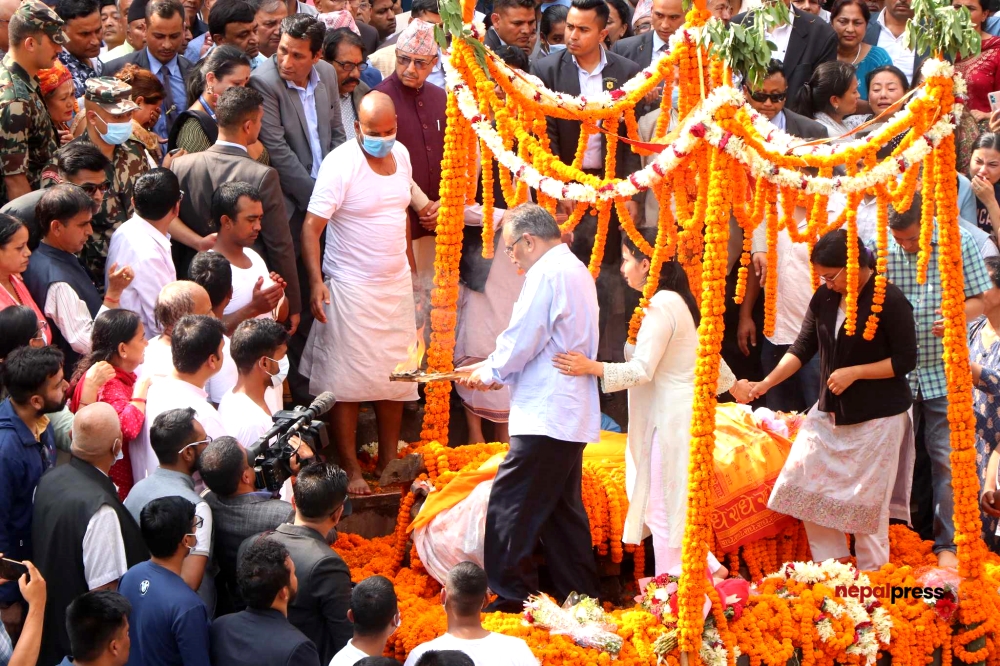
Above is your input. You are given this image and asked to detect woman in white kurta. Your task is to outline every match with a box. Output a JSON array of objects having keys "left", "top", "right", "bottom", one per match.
[{"left": 553, "top": 228, "right": 740, "bottom": 576}]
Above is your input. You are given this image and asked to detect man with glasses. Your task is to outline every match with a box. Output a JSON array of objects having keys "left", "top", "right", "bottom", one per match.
[
  {"left": 106, "top": 169, "right": 182, "bottom": 338},
  {"left": 32, "top": 403, "right": 148, "bottom": 666},
  {"left": 42, "top": 77, "right": 150, "bottom": 283},
  {"left": 126, "top": 406, "right": 219, "bottom": 615},
  {"left": 324, "top": 27, "right": 371, "bottom": 141},
  {"left": 120, "top": 496, "right": 211, "bottom": 665}
]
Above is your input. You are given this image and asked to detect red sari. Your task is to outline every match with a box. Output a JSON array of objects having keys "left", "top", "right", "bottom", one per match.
[
  {"left": 70, "top": 366, "right": 144, "bottom": 500},
  {"left": 0, "top": 274, "right": 52, "bottom": 344},
  {"left": 957, "top": 35, "right": 1000, "bottom": 114}
]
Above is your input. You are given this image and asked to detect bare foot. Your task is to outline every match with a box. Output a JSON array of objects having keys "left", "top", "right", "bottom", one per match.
[
  {"left": 347, "top": 473, "right": 372, "bottom": 496},
  {"left": 937, "top": 550, "right": 959, "bottom": 570}
]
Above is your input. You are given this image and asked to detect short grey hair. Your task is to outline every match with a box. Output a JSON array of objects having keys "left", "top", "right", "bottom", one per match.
[
  {"left": 154, "top": 281, "right": 198, "bottom": 333},
  {"left": 507, "top": 203, "right": 561, "bottom": 240},
  {"left": 257, "top": 0, "right": 283, "bottom": 12}
]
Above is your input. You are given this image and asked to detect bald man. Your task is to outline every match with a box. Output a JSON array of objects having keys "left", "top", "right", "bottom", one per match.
[
  {"left": 137, "top": 280, "right": 214, "bottom": 381},
  {"left": 0, "top": 0, "right": 20, "bottom": 55},
  {"left": 32, "top": 403, "right": 149, "bottom": 666},
  {"left": 301, "top": 91, "right": 419, "bottom": 495}
]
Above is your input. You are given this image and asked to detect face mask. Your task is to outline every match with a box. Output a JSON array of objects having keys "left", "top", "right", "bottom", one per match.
[
  {"left": 549, "top": 43, "right": 566, "bottom": 52},
  {"left": 112, "top": 439, "right": 124, "bottom": 463},
  {"left": 360, "top": 131, "right": 395, "bottom": 158},
  {"left": 262, "top": 355, "right": 290, "bottom": 389},
  {"left": 94, "top": 114, "right": 133, "bottom": 145}
]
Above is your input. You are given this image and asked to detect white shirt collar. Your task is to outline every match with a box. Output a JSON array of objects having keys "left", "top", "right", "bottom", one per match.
[
  {"left": 131, "top": 214, "right": 171, "bottom": 251},
  {"left": 528, "top": 242, "right": 571, "bottom": 276},
  {"left": 285, "top": 67, "right": 319, "bottom": 92},
  {"left": 652, "top": 31, "right": 668, "bottom": 53},
  {"left": 571, "top": 47, "right": 608, "bottom": 76},
  {"left": 875, "top": 8, "right": 900, "bottom": 37},
  {"left": 215, "top": 139, "right": 248, "bottom": 153},
  {"left": 771, "top": 109, "right": 786, "bottom": 130}
]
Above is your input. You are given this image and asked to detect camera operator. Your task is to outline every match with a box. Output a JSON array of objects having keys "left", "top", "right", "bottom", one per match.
[
  {"left": 239, "top": 462, "right": 352, "bottom": 664},
  {"left": 200, "top": 436, "right": 294, "bottom": 616}
]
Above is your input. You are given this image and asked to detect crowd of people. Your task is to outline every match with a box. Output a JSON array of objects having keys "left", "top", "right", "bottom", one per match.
[{"left": 0, "top": 0, "right": 998, "bottom": 662}]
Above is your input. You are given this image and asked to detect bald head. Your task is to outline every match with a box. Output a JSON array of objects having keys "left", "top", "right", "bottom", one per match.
[
  {"left": 155, "top": 281, "right": 213, "bottom": 335},
  {"left": 356, "top": 91, "right": 397, "bottom": 150},
  {"left": 0, "top": 0, "right": 21, "bottom": 52},
  {"left": 72, "top": 403, "right": 123, "bottom": 463}
]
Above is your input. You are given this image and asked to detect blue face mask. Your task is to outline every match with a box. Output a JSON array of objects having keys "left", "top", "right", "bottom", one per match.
[
  {"left": 94, "top": 114, "right": 133, "bottom": 145},
  {"left": 360, "top": 132, "right": 396, "bottom": 158},
  {"left": 549, "top": 43, "right": 566, "bottom": 52}
]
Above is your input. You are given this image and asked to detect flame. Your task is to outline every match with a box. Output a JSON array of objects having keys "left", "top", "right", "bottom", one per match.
[{"left": 393, "top": 326, "right": 426, "bottom": 374}]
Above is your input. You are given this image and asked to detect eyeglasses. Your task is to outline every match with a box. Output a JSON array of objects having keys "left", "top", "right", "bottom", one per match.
[
  {"left": 504, "top": 235, "right": 526, "bottom": 258},
  {"left": 178, "top": 189, "right": 185, "bottom": 204},
  {"left": 747, "top": 90, "right": 787, "bottom": 103},
  {"left": 333, "top": 59, "right": 369, "bottom": 72},
  {"left": 78, "top": 181, "right": 111, "bottom": 196},
  {"left": 819, "top": 267, "right": 845, "bottom": 285},
  {"left": 33, "top": 320, "right": 48, "bottom": 339},
  {"left": 185, "top": 514, "right": 205, "bottom": 540},
  {"left": 396, "top": 54, "right": 435, "bottom": 71},
  {"left": 180, "top": 435, "right": 213, "bottom": 453}
]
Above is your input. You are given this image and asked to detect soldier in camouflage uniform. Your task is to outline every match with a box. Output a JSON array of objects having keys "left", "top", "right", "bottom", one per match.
[
  {"left": 42, "top": 76, "right": 149, "bottom": 282},
  {"left": 0, "top": 0, "right": 65, "bottom": 205}
]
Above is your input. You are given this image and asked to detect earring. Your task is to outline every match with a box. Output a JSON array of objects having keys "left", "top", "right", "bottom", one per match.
[
  {"left": 122, "top": 352, "right": 127, "bottom": 360},
  {"left": 207, "top": 87, "right": 215, "bottom": 95}
]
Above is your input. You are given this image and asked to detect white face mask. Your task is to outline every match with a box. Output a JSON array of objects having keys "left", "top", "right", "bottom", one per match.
[
  {"left": 262, "top": 355, "right": 290, "bottom": 388},
  {"left": 112, "top": 438, "right": 124, "bottom": 463}
]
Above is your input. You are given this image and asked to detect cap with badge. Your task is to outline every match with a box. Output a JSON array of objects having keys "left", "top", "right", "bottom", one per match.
[
  {"left": 16, "top": 0, "right": 67, "bottom": 45},
  {"left": 84, "top": 77, "right": 140, "bottom": 114}
]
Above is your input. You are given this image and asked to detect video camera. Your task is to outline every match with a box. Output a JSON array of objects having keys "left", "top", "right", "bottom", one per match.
[{"left": 247, "top": 391, "right": 335, "bottom": 492}]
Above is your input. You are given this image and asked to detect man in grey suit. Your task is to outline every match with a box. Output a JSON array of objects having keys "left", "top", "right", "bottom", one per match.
[
  {"left": 103, "top": 0, "right": 193, "bottom": 138},
  {"left": 610, "top": 0, "right": 684, "bottom": 68},
  {"left": 200, "top": 436, "right": 295, "bottom": 616},
  {"left": 250, "top": 13, "right": 345, "bottom": 401},
  {"left": 249, "top": 13, "right": 346, "bottom": 225},
  {"left": 169, "top": 86, "right": 303, "bottom": 327}
]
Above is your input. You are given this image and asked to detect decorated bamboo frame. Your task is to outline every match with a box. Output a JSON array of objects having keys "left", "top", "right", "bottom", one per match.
[{"left": 417, "top": 0, "right": 997, "bottom": 661}]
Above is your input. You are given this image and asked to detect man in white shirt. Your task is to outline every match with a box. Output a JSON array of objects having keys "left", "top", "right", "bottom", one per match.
[
  {"left": 131, "top": 314, "right": 228, "bottom": 483},
  {"left": 137, "top": 280, "right": 215, "bottom": 381},
  {"left": 30, "top": 403, "right": 148, "bottom": 666},
  {"left": 403, "top": 563, "right": 537, "bottom": 666},
  {"left": 22, "top": 184, "right": 133, "bottom": 370},
  {"left": 863, "top": 0, "right": 918, "bottom": 84},
  {"left": 462, "top": 204, "right": 600, "bottom": 613},
  {"left": 328, "top": 575, "right": 399, "bottom": 666},
  {"left": 218, "top": 318, "right": 288, "bottom": 447},
  {"left": 106, "top": 168, "right": 183, "bottom": 339}
]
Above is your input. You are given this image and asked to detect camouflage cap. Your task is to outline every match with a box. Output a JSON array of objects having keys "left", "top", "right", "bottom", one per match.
[
  {"left": 15, "top": 0, "right": 67, "bottom": 46},
  {"left": 84, "top": 77, "right": 140, "bottom": 114}
]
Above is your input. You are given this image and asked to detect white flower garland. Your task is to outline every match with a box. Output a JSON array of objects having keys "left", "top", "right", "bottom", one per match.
[{"left": 447, "top": 48, "right": 960, "bottom": 202}]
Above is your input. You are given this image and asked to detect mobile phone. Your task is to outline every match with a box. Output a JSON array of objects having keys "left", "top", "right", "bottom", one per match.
[
  {"left": 0, "top": 557, "right": 28, "bottom": 582},
  {"left": 990, "top": 91, "right": 1000, "bottom": 112}
]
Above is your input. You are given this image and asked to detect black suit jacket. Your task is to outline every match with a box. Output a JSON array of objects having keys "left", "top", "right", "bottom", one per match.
[
  {"left": 485, "top": 27, "right": 503, "bottom": 52},
  {"left": 358, "top": 20, "right": 379, "bottom": 56},
  {"left": 611, "top": 31, "right": 655, "bottom": 69},
  {"left": 242, "top": 524, "right": 353, "bottom": 665},
  {"left": 783, "top": 108, "right": 829, "bottom": 140},
  {"left": 531, "top": 49, "right": 642, "bottom": 178},
  {"left": 733, "top": 7, "right": 837, "bottom": 112},
  {"left": 103, "top": 48, "right": 195, "bottom": 105},
  {"left": 210, "top": 608, "right": 321, "bottom": 666},
  {"left": 863, "top": 20, "right": 926, "bottom": 86}
]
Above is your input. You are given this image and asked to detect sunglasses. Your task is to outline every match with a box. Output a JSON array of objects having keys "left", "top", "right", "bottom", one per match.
[
  {"left": 180, "top": 435, "right": 213, "bottom": 453},
  {"left": 79, "top": 181, "right": 111, "bottom": 196},
  {"left": 396, "top": 54, "right": 435, "bottom": 70},
  {"left": 748, "top": 90, "right": 787, "bottom": 103}
]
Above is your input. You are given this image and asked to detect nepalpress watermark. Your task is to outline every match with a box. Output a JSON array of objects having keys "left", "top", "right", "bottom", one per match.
[{"left": 834, "top": 584, "right": 949, "bottom": 604}]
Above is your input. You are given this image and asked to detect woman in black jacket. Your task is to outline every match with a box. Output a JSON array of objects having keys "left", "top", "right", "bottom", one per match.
[{"left": 749, "top": 229, "right": 917, "bottom": 571}]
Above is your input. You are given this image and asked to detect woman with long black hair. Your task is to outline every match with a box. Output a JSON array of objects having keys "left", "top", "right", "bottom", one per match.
[{"left": 551, "top": 226, "right": 739, "bottom": 576}]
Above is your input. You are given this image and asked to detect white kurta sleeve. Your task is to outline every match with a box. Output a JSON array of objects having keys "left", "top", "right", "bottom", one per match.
[
  {"left": 600, "top": 295, "right": 676, "bottom": 393},
  {"left": 717, "top": 358, "right": 736, "bottom": 396},
  {"left": 83, "top": 504, "right": 128, "bottom": 589}
]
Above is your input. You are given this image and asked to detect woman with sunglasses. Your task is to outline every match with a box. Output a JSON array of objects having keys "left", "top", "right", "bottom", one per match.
[
  {"left": 747, "top": 230, "right": 916, "bottom": 571},
  {"left": 0, "top": 214, "right": 51, "bottom": 345},
  {"left": 829, "top": 0, "right": 891, "bottom": 115},
  {"left": 168, "top": 46, "right": 269, "bottom": 164},
  {"left": 68, "top": 309, "right": 152, "bottom": 500}
]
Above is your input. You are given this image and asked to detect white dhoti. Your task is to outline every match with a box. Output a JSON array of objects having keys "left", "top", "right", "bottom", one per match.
[{"left": 301, "top": 275, "right": 418, "bottom": 403}]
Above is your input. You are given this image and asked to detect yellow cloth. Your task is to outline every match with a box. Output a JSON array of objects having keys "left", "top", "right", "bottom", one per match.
[{"left": 408, "top": 433, "right": 627, "bottom": 533}]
